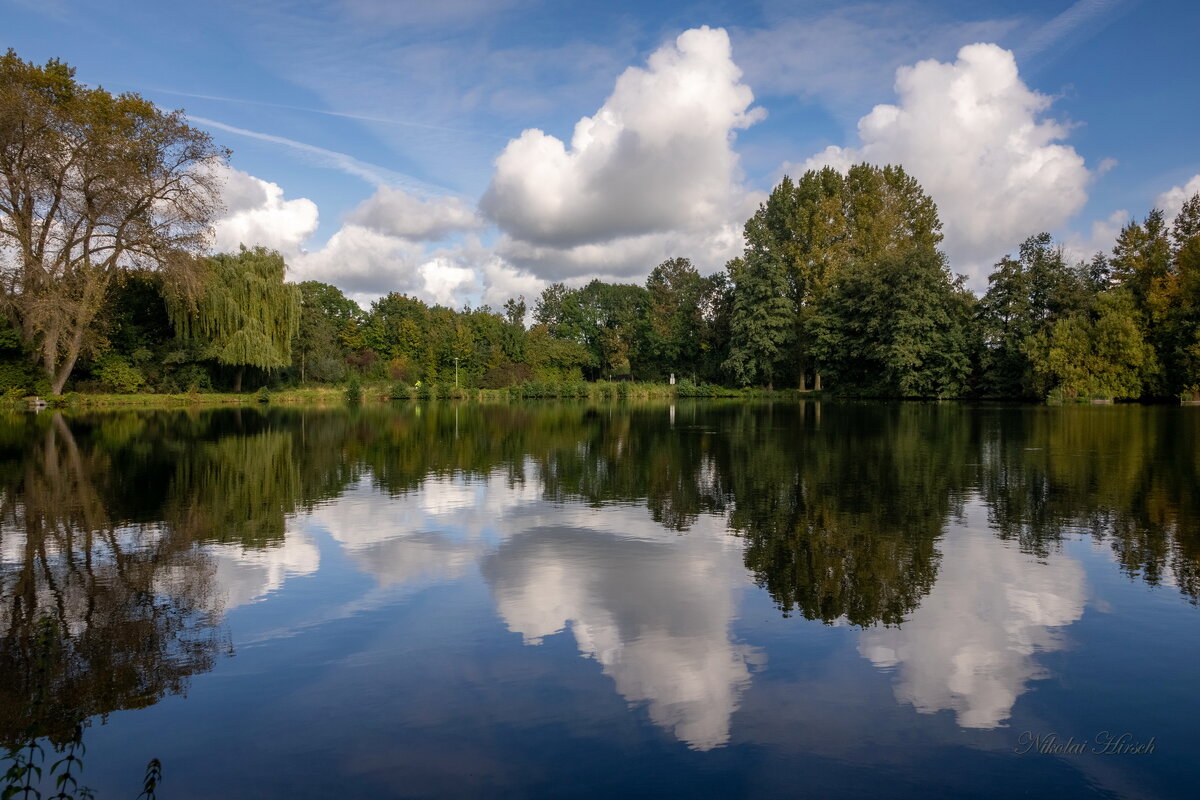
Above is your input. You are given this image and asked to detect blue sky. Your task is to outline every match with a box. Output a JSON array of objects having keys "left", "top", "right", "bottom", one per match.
[{"left": 5, "top": 0, "right": 1199, "bottom": 306}]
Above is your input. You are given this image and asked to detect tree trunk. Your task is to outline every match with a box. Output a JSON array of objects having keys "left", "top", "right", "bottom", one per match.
[
  {"left": 814, "top": 372, "right": 822, "bottom": 391},
  {"left": 49, "top": 327, "right": 86, "bottom": 396},
  {"left": 799, "top": 371, "right": 808, "bottom": 392},
  {"left": 233, "top": 365, "right": 245, "bottom": 393}
]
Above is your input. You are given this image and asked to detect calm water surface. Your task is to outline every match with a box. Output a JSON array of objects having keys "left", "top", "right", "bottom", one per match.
[{"left": 1, "top": 402, "right": 1197, "bottom": 798}]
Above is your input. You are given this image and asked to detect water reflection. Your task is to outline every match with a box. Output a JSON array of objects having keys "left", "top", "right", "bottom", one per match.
[
  {"left": 0, "top": 401, "right": 1197, "bottom": 782},
  {"left": 859, "top": 500, "right": 1086, "bottom": 728},
  {"left": 483, "top": 509, "right": 757, "bottom": 751},
  {"left": 0, "top": 414, "right": 226, "bottom": 748}
]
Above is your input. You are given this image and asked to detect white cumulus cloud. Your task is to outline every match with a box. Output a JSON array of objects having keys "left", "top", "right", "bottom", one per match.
[
  {"left": 345, "top": 185, "right": 483, "bottom": 240},
  {"left": 1156, "top": 174, "right": 1200, "bottom": 223},
  {"left": 481, "top": 26, "right": 764, "bottom": 280},
  {"left": 290, "top": 224, "right": 479, "bottom": 307},
  {"left": 797, "top": 43, "right": 1092, "bottom": 287},
  {"left": 211, "top": 165, "right": 320, "bottom": 259}
]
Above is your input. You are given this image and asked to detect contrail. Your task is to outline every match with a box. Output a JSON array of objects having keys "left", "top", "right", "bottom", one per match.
[
  {"left": 1020, "top": 0, "right": 1131, "bottom": 60},
  {"left": 158, "top": 88, "right": 501, "bottom": 139},
  {"left": 188, "top": 115, "right": 449, "bottom": 196}
]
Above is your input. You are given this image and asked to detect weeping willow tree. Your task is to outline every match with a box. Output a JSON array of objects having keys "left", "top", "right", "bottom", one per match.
[{"left": 171, "top": 247, "right": 300, "bottom": 391}]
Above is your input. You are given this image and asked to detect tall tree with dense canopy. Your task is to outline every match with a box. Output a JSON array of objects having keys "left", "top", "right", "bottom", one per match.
[
  {"left": 726, "top": 163, "right": 945, "bottom": 389},
  {"left": 1025, "top": 288, "right": 1156, "bottom": 400},
  {"left": 293, "top": 281, "right": 356, "bottom": 383},
  {"left": 976, "top": 233, "right": 1091, "bottom": 398},
  {"left": 0, "top": 50, "right": 226, "bottom": 393},
  {"left": 724, "top": 250, "right": 794, "bottom": 387},
  {"left": 170, "top": 247, "right": 299, "bottom": 391},
  {"left": 810, "top": 248, "right": 974, "bottom": 397},
  {"left": 1167, "top": 195, "right": 1200, "bottom": 394},
  {"left": 644, "top": 257, "right": 705, "bottom": 380}
]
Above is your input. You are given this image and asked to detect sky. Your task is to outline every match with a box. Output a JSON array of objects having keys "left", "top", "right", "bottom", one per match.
[{"left": 5, "top": 0, "right": 1200, "bottom": 308}]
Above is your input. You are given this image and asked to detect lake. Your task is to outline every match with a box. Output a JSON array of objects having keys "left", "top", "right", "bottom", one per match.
[{"left": 1, "top": 401, "right": 1197, "bottom": 798}]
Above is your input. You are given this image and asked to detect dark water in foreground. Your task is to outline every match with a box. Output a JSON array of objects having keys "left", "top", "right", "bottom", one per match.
[{"left": 1, "top": 401, "right": 1198, "bottom": 799}]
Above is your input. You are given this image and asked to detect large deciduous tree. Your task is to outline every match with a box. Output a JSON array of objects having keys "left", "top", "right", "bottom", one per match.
[
  {"left": 725, "top": 163, "right": 945, "bottom": 390},
  {"left": 0, "top": 51, "right": 227, "bottom": 394},
  {"left": 170, "top": 247, "right": 299, "bottom": 391}
]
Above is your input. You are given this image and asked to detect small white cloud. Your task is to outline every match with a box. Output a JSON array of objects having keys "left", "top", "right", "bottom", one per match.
[
  {"left": 1156, "top": 174, "right": 1200, "bottom": 223},
  {"left": 479, "top": 256, "right": 546, "bottom": 311},
  {"left": 291, "top": 224, "right": 484, "bottom": 308},
  {"left": 1063, "top": 209, "right": 1129, "bottom": 264},
  {"left": 346, "top": 186, "right": 483, "bottom": 241},
  {"left": 210, "top": 165, "right": 320, "bottom": 259},
  {"left": 481, "top": 26, "right": 763, "bottom": 280},
  {"left": 797, "top": 43, "right": 1092, "bottom": 287},
  {"left": 418, "top": 257, "right": 479, "bottom": 307},
  {"left": 290, "top": 224, "right": 426, "bottom": 302},
  {"left": 495, "top": 216, "right": 751, "bottom": 283}
]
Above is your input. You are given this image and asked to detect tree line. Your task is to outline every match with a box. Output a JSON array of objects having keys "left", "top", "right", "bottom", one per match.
[{"left": 2, "top": 50, "right": 1198, "bottom": 400}]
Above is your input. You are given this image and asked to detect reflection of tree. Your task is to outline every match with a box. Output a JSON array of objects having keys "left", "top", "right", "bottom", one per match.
[
  {"left": 721, "top": 403, "right": 968, "bottom": 626},
  {"left": 978, "top": 406, "right": 1200, "bottom": 603},
  {"left": 332, "top": 401, "right": 1200, "bottom": 617},
  {"left": 0, "top": 414, "right": 226, "bottom": 749},
  {"left": 2, "top": 400, "right": 1198, "bottom": 754},
  {"left": 165, "top": 424, "right": 301, "bottom": 547}
]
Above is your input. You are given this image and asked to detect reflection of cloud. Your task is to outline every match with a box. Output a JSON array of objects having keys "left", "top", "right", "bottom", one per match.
[
  {"left": 312, "top": 473, "right": 540, "bottom": 587},
  {"left": 482, "top": 514, "right": 758, "bottom": 751},
  {"left": 155, "top": 526, "right": 319, "bottom": 616},
  {"left": 205, "top": 531, "right": 321, "bottom": 612},
  {"left": 305, "top": 469, "right": 760, "bottom": 751},
  {"left": 859, "top": 502, "right": 1085, "bottom": 728}
]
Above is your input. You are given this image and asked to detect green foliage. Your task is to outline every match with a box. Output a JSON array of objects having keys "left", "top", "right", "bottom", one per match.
[
  {"left": 170, "top": 247, "right": 300, "bottom": 372},
  {"left": 724, "top": 253, "right": 794, "bottom": 386},
  {"left": 92, "top": 354, "right": 145, "bottom": 394},
  {"left": 0, "top": 362, "right": 37, "bottom": 395},
  {"left": 293, "top": 282, "right": 355, "bottom": 383},
  {"left": 810, "top": 250, "right": 973, "bottom": 397},
  {"left": 481, "top": 363, "right": 533, "bottom": 388},
  {"left": 976, "top": 233, "right": 1093, "bottom": 398},
  {"left": 0, "top": 50, "right": 227, "bottom": 395},
  {"left": 345, "top": 375, "right": 362, "bottom": 405},
  {"left": 726, "top": 163, "right": 946, "bottom": 389},
  {"left": 1026, "top": 289, "right": 1157, "bottom": 401}
]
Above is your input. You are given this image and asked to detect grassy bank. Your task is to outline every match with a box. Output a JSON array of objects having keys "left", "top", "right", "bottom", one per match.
[{"left": 6, "top": 380, "right": 806, "bottom": 410}]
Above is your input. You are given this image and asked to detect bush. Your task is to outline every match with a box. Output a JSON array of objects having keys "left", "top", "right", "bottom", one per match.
[
  {"left": 94, "top": 354, "right": 146, "bottom": 393},
  {"left": 387, "top": 356, "right": 416, "bottom": 383},
  {"left": 0, "top": 361, "right": 36, "bottom": 395},
  {"left": 160, "top": 364, "right": 212, "bottom": 394},
  {"left": 481, "top": 363, "right": 533, "bottom": 388},
  {"left": 346, "top": 375, "right": 362, "bottom": 404}
]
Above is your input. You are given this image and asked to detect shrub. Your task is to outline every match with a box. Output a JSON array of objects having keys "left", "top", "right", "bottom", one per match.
[
  {"left": 387, "top": 356, "right": 416, "bottom": 383},
  {"left": 94, "top": 354, "right": 146, "bottom": 393},
  {"left": 0, "top": 361, "right": 36, "bottom": 395},
  {"left": 481, "top": 363, "right": 533, "bottom": 388}
]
